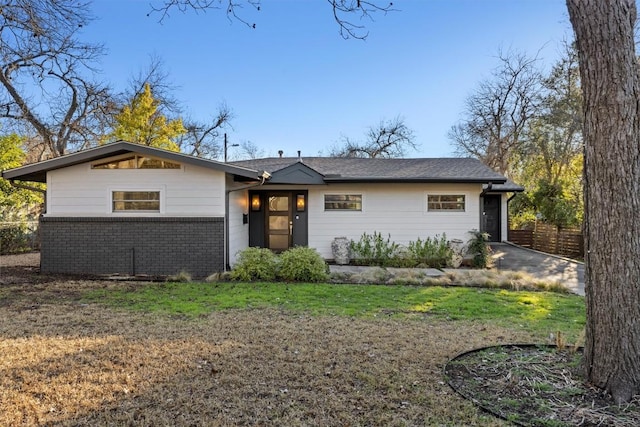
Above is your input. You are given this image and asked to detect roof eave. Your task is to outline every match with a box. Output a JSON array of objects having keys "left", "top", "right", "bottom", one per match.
[
  {"left": 1, "top": 141, "right": 261, "bottom": 183},
  {"left": 322, "top": 177, "right": 508, "bottom": 184}
]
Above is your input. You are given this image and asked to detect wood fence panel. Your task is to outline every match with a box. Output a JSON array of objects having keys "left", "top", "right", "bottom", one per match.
[
  {"left": 557, "top": 229, "right": 583, "bottom": 259},
  {"left": 507, "top": 229, "right": 533, "bottom": 248},
  {"left": 508, "top": 223, "right": 584, "bottom": 259}
]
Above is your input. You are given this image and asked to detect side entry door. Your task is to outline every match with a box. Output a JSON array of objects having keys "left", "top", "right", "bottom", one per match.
[{"left": 482, "top": 195, "right": 501, "bottom": 242}]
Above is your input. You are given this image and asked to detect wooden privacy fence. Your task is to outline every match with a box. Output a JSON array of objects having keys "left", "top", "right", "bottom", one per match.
[{"left": 508, "top": 223, "right": 584, "bottom": 259}]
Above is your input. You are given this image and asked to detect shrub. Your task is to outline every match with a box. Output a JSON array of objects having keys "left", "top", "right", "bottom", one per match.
[
  {"left": 230, "top": 247, "right": 279, "bottom": 281},
  {"left": 350, "top": 231, "right": 399, "bottom": 266},
  {"left": 407, "top": 234, "right": 453, "bottom": 268},
  {"left": 278, "top": 246, "right": 329, "bottom": 282},
  {"left": 0, "top": 224, "right": 31, "bottom": 255},
  {"left": 467, "top": 229, "right": 491, "bottom": 268},
  {"left": 384, "top": 245, "right": 417, "bottom": 268}
]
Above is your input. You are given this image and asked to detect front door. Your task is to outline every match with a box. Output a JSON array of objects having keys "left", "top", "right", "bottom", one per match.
[
  {"left": 248, "top": 191, "right": 308, "bottom": 251},
  {"left": 266, "top": 193, "right": 291, "bottom": 252},
  {"left": 482, "top": 195, "right": 501, "bottom": 242}
]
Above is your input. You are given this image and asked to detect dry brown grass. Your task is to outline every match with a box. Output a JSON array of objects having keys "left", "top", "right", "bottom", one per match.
[{"left": 0, "top": 266, "right": 538, "bottom": 426}]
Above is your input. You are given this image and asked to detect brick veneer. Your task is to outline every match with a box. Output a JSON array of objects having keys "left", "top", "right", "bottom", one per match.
[{"left": 40, "top": 217, "right": 224, "bottom": 278}]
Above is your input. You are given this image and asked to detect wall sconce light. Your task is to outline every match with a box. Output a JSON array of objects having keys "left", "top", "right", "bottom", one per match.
[
  {"left": 251, "top": 194, "right": 261, "bottom": 211},
  {"left": 296, "top": 194, "right": 305, "bottom": 212}
]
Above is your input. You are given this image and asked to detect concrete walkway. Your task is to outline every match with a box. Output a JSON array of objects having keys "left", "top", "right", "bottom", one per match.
[{"left": 490, "top": 243, "right": 585, "bottom": 296}]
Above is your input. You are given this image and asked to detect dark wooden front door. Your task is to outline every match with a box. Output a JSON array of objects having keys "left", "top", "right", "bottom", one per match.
[
  {"left": 248, "top": 191, "right": 308, "bottom": 251},
  {"left": 482, "top": 195, "right": 501, "bottom": 242}
]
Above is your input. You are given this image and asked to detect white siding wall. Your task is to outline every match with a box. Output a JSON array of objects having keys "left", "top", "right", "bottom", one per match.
[
  {"left": 501, "top": 193, "right": 508, "bottom": 242},
  {"left": 228, "top": 188, "right": 249, "bottom": 266},
  {"left": 46, "top": 162, "right": 226, "bottom": 216},
  {"left": 307, "top": 183, "right": 483, "bottom": 259}
]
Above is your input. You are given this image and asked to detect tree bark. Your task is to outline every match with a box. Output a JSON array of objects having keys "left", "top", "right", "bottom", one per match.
[{"left": 567, "top": 0, "right": 640, "bottom": 403}]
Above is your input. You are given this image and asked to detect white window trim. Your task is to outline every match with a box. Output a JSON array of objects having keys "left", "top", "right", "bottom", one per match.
[
  {"left": 323, "top": 193, "right": 364, "bottom": 212},
  {"left": 108, "top": 187, "right": 166, "bottom": 215},
  {"left": 425, "top": 192, "right": 467, "bottom": 214}
]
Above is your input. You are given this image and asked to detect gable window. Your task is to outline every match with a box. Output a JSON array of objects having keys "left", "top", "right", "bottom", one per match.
[
  {"left": 427, "top": 195, "right": 465, "bottom": 212},
  {"left": 93, "top": 155, "right": 180, "bottom": 169},
  {"left": 112, "top": 191, "right": 160, "bottom": 212},
  {"left": 324, "top": 194, "right": 362, "bottom": 211}
]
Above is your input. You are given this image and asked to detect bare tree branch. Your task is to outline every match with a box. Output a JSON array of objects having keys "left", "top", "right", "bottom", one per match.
[
  {"left": 448, "top": 49, "right": 542, "bottom": 175},
  {"left": 330, "top": 116, "right": 417, "bottom": 158},
  {"left": 149, "top": 0, "right": 395, "bottom": 39},
  {"left": 149, "top": 0, "right": 260, "bottom": 29},
  {"left": 177, "top": 103, "right": 234, "bottom": 158},
  {"left": 0, "top": 0, "right": 115, "bottom": 157},
  {"left": 329, "top": 0, "right": 395, "bottom": 40}
]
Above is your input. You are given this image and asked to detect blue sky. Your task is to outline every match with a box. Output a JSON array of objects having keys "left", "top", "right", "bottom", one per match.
[{"left": 85, "top": 0, "right": 572, "bottom": 158}]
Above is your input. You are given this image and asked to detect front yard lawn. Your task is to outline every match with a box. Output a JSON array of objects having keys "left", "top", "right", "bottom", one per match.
[
  {"left": 1, "top": 274, "right": 587, "bottom": 426},
  {"left": 84, "top": 281, "right": 585, "bottom": 341}
]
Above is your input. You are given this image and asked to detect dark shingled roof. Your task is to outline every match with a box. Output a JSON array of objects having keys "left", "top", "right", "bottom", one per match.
[{"left": 231, "top": 157, "right": 508, "bottom": 183}]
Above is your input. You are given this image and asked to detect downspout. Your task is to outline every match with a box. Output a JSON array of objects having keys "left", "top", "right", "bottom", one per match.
[
  {"left": 224, "top": 172, "right": 271, "bottom": 271},
  {"left": 10, "top": 181, "right": 47, "bottom": 213}
]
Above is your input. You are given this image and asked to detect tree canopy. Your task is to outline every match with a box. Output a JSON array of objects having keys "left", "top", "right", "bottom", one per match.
[
  {"left": 0, "top": 134, "right": 43, "bottom": 219},
  {"left": 107, "top": 83, "right": 186, "bottom": 151}
]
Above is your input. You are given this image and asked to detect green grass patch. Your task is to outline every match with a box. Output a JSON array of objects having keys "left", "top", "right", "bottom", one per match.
[{"left": 83, "top": 282, "right": 585, "bottom": 339}]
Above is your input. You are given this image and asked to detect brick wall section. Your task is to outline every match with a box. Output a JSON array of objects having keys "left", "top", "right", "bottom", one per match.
[{"left": 40, "top": 217, "right": 224, "bottom": 278}]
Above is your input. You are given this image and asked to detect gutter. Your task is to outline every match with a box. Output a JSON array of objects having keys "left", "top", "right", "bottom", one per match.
[{"left": 480, "top": 182, "right": 493, "bottom": 196}]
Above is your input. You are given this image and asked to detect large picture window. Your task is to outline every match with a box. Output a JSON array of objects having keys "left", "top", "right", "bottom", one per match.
[
  {"left": 427, "top": 194, "right": 465, "bottom": 212},
  {"left": 112, "top": 191, "right": 160, "bottom": 212},
  {"left": 324, "top": 194, "right": 362, "bottom": 211}
]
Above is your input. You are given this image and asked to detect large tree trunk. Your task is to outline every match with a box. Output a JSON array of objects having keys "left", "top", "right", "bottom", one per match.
[{"left": 567, "top": 0, "right": 640, "bottom": 403}]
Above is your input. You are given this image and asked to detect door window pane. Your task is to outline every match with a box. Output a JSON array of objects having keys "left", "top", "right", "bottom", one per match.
[
  {"left": 269, "top": 196, "right": 289, "bottom": 211},
  {"left": 269, "top": 234, "right": 289, "bottom": 250},
  {"left": 269, "top": 216, "right": 289, "bottom": 231}
]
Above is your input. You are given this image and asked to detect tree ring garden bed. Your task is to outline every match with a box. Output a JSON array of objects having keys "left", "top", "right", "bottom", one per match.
[{"left": 444, "top": 344, "right": 640, "bottom": 426}]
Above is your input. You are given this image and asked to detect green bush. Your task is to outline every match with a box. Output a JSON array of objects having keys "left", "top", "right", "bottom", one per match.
[
  {"left": 278, "top": 246, "right": 329, "bottom": 282},
  {"left": 467, "top": 229, "right": 491, "bottom": 268},
  {"left": 384, "top": 246, "right": 417, "bottom": 268},
  {"left": 0, "top": 224, "right": 31, "bottom": 255},
  {"left": 407, "top": 234, "right": 453, "bottom": 268},
  {"left": 230, "top": 247, "right": 279, "bottom": 281},
  {"left": 350, "top": 231, "right": 399, "bottom": 266}
]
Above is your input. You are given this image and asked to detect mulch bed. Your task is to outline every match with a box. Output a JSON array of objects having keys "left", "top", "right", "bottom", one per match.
[{"left": 445, "top": 344, "right": 640, "bottom": 426}]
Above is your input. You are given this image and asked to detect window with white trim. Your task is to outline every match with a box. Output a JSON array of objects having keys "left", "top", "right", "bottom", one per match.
[
  {"left": 112, "top": 191, "right": 160, "bottom": 212},
  {"left": 324, "top": 194, "right": 362, "bottom": 211},
  {"left": 427, "top": 194, "right": 465, "bottom": 212}
]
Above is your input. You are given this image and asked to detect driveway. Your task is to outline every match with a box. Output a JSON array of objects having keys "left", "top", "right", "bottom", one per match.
[{"left": 490, "top": 243, "right": 585, "bottom": 296}]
